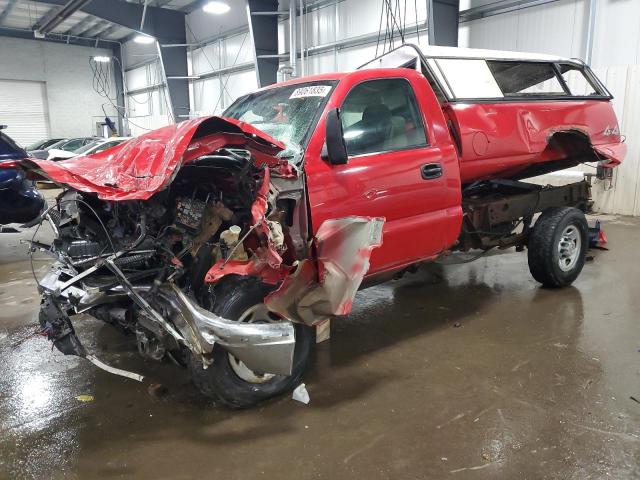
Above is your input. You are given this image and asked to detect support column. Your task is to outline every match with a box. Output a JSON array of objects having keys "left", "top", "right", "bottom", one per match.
[
  {"left": 427, "top": 0, "right": 460, "bottom": 47},
  {"left": 111, "top": 43, "right": 127, "bottom": 135},
  {"left": 246, "top": 0, "right": 279, "bottom": 87}
]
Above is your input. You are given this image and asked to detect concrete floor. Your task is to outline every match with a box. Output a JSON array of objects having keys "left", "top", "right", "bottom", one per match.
[{"left": 0, "top": 212, "right": 639, "bottom": 479}]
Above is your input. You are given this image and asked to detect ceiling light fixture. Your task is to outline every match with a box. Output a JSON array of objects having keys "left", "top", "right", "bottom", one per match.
[
  {"left": 134, "top": 34, "right": 155, "bottom": 44},
  {"left": 93, "top": 56, "right": 111, "bottom": 63},
  {"left": 203, "top": 1, "right": 230, "bottom": 14}
]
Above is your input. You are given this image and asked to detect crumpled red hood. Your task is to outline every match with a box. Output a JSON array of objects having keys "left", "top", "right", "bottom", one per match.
[{"left": 22, "top": 116, "right": 287, "bottom": 201}]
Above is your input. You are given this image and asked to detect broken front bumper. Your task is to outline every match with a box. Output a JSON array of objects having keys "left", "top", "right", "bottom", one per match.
[{"left": 39, "top": 262, "right": 296, "bottom": 376}]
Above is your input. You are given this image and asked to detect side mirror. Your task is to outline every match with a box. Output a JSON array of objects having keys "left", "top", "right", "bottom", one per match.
[{"left": 322, "top": 108, "right": 348, "bottom": 165}]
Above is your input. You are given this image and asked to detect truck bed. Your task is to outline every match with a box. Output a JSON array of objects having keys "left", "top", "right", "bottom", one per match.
[{"left": 445, "top": 100, "right": 624, "bottom": 183}]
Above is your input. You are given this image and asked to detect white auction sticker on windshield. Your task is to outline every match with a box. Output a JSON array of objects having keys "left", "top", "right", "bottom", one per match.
[{"left": 289, "top": 85, "right": 332, "bottom": 99}]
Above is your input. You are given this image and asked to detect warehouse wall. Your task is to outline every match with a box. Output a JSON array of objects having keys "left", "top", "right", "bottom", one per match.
[
  {"left": 0, "top": 36, "right": 118, "bottom": 140},
  {"left": 288, "top": 0, "right": 427, "bottom": 74},
  {"left": 460, "top": 0, "right": 640, "bottom": 215},
  {"left": 121, "top": 40, "right": 172, "bottom": 137},
  {"left": 188, "top": 28, "right": 256, "bottom": 116},
  {"left": 186, "top": 0, "right": 428, "bottom": 116}
]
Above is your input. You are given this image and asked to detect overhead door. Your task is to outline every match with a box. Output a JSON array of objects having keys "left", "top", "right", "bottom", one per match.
[{"left": 0, "top": 79, "right": 50, "bottom": 147}]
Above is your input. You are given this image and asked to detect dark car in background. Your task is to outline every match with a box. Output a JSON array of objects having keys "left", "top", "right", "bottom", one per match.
[
  {"left": 25, "top": 138, "right": 66, "bottom": 151},
  {"left": 28, "top": 136, "right": 98, "bottom": 159},
  {"left": 0, "top": 126, "right": 45, "bottom": 225}
]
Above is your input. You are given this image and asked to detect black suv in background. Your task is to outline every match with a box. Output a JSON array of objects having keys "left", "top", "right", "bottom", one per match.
[{"left": 0, "top": 126, "right": 45, "bottom": 225}]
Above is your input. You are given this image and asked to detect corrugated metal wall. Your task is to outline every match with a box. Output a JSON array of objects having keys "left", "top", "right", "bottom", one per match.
[
  {"left": 122, "top": 41, "right": 172, "bottom": 137},
  {"left": 460, "top": 0, "right": 640, "bottom": 215},
  {"left": 188, "top": 0, "right": 427, "bottom": 116}
]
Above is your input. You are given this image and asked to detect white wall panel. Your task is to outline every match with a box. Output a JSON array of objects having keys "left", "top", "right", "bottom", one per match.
[
  {"left": 127, "top": 114, "right": 172, "bottom": 138},
  {"left": 306, "top": 4, "right": 336, "bottom": 47},
  {"left": 221, "top": 70, "right": 258, "bottom": 108},
  {"left": 460, "top": 0, "right": 585, "bottom": 59},
  {"left": 306, "top": 51, "right": 336, "bottom": 75},
  {"left": 125, "top": 66, "right": 149, "bottom": 92},
  {"left": 591, "top": 0, "right": 640, "bottom": 69},
  {"left": 0, "top": 37, "right": 117, "bottom": 138},
  {"left": 191, "top": 44, "right": 221, "bottom": 75},
  {"left": 191, "top": 77, "right": 223, "bottom": 115},
  {"left": 336, "top": 0, "right": 426, "bottom": 41},
  {"left": 0, "top": 79, "right": 50, "bottom": 146},
  {"left": 223, "top": 32, "right": 253, "bottom": 66}
]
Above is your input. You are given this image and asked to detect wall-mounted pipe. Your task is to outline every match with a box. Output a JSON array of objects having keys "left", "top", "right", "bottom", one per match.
[
  {"left": 299, "top": 0, "right": 305, "bottom": 76},
  {"left": 289, "top": 0, "right": 297, "bottom": 77},
  {"left": 584, "top": 0, "right": 596, "bottom": 65}
]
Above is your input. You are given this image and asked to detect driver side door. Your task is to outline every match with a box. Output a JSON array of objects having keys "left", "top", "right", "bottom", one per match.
[{"left": 304, "top": 70, "right": 462, "bottom": 276}]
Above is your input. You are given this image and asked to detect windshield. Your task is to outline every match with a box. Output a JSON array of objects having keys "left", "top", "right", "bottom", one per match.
[
  {"left": 74, "top": 140, "right": 102, "bottom": 154},
  {"left": 223, "top": 80, "right": 337, "bottom": 159}
]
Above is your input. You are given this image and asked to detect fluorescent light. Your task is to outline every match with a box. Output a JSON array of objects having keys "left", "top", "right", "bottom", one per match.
[
  {"left": 93, "top": 56, "right": 111, "bottom": 63},
  {"left": 203, "top": 1, "right": 230, "bottom": 14},
  {"left": 134, "top": 34, "right": 155, "bottom": 44}
]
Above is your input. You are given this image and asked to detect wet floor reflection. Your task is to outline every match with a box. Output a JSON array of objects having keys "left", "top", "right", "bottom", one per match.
[{"left": 0, "top": 218, "right": 638, "bottom": 479}]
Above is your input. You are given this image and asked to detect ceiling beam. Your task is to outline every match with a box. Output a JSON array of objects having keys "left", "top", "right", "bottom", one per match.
[
  {"left": 92, "top": 21, "right": 117, "bottom": 38},
  {"left": 32, "top": 6, "right": 59, "bottom": 30},
  {"left": 32, "top": 0, "right": 186, "bottom": 42},
  {"left": 0, "top": 25, "right": 117, "bottom": 47},
  {"left": 65, "top": 14, "right": 94, "bottom": 35},
  {"left": 77, "top": 18, "right": 106, "bottom": 37},
  {"left": 37, "top": 0, "right": 93, "bottom": 34},
  {"left": 180, "top": 0, "right": 206, "bottom": 13},
  {"left": 0, "top": 0, "right": 19, "bottom": 26},
  {"left": 459, "top": 0, "right": 560, "bottom": 22}
]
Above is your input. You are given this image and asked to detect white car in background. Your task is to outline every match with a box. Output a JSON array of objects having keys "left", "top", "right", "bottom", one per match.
[{"left": 47, "top": 137, "right": 131, "bottom": 161}]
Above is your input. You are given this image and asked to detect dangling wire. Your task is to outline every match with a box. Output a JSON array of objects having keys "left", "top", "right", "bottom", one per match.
[{"left": 376, "top": 0, "right": 414, "bottom": 56}]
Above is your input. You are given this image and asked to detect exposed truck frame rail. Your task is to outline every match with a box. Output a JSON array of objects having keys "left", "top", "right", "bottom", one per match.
[{"left": 459, "top": 180, "right": 591, "bottom": 251}]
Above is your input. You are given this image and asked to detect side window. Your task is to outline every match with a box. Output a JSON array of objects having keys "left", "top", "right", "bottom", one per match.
[
  {"left": 558, "top": 64, "right": 598, "bottom": 96},
  {"left": 340, "top": 79, "right": 427, "bottom": 156},
  {"left": 487, "top": 61, "right": 566, "bottom": 96},
  {"left": 62, "top": 139, "right": 84, "bottom": 151},
  {"left": 96, "top": 141, "right": 124, "bottom": 153}
]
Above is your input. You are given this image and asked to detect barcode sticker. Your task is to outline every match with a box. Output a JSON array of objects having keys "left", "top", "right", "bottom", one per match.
[{"left": 289, "top": 85, "right": 332, "bottom": 99}]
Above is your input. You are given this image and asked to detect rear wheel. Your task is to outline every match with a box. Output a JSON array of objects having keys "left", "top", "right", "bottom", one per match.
[
  {"left": 189, "top": 276, "right": 314, "bottom": 408},
  {"left": 527, "top": 207, "right": 588, "bottom": 288}
]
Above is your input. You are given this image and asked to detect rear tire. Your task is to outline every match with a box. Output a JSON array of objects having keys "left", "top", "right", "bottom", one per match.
[
  {"left": 189, "top": 276, "right": 314, "bottom": 409},
  {"left": 527, "top": 207, "right": 588, "bottom": 288}
]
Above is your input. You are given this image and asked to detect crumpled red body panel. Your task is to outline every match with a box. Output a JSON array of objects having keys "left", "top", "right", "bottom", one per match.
[
  {"left": 593, "top": 142, "right": 627, "bottom": 167},
  {"left": 265, "top": 216, "right": 385, "bottom": 325},
  {"left": 21, "top": 116, "right": 286, "bottom": 201}
]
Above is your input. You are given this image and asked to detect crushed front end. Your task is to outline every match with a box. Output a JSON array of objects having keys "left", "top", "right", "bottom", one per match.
[{"left": 20, "top": 116, "right": 383, "bottom": 408}]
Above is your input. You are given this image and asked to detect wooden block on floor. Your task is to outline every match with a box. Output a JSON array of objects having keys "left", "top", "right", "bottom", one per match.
[{"left": 315, "top": 319, "right": 330, "bottom": 343}]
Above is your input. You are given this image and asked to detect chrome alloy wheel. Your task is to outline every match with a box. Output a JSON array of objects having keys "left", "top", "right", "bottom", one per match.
[
  {"left": 228, "top": 303, "right": 283, "bottom": 384},
  {"left": 557, "top": 224, "right": 582, "bottom": 272}
]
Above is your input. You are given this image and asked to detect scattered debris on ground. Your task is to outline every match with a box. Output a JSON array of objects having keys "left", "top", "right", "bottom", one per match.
[{"left": 292, "top": 383, "right": 310, "bottom": 404}]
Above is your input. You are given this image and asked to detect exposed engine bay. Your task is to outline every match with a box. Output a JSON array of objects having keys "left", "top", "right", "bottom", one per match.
[
  {"left": 23, "top": 117, "right": 384, "bottom": 407},
  {"left": 35, "top": 148, "right": 302, "bottom": 369}
]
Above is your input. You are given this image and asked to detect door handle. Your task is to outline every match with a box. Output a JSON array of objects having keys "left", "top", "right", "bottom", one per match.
[{"left": 421, "top": 163, "right": 443, "bottom": 180}]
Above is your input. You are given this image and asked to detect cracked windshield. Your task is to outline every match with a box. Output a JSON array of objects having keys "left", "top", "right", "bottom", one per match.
[{"left": 224, "top": 81, "right": 337, "bottom": 161}]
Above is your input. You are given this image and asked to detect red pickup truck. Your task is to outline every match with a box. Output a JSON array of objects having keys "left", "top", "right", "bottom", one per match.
[{"left": 18, "top": 45, "right": 625, "bottom": 408}]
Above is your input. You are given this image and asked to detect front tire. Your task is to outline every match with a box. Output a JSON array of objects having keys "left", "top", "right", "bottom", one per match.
[
  {"left": 189, "top": 276, "right": 314, "bottom": 408},
  {"left": 527, "top": 207, "right": 588, "bottom": 288}
]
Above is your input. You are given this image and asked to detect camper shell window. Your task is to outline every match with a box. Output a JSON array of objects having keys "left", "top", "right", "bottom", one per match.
[{"left": 431, "top": 58, "right": 609, "bottom": 101}]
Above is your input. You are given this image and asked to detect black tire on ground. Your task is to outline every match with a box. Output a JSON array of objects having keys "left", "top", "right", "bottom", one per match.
[
  {"left": 189, "top": 276, "right": 314, "bottom": 409},
  {"left": 527, "top": 207, "right": 589, "bottom": 288}
]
